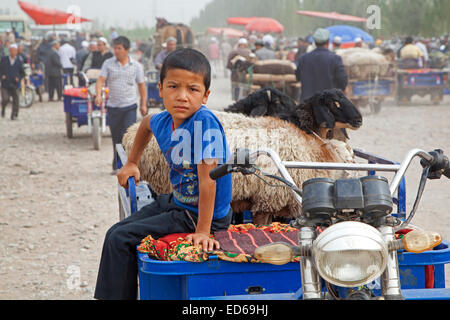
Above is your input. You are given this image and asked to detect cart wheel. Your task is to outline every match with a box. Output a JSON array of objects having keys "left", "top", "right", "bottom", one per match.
[
  {"left": 92, "top": 117, "right": 101, "bottom": 150},
  {"left": 37, "top": 87, "right": 43, "bottom": 102},
  {"left": 431, "top": 90, "right": 442, "bottom": 105},
  {"left": 65, "top": 112, "right": 73, "bottom": 138},
  {"left": 18, "top": 87, "right": 35, "bottom": 108},
  {"left": 370, "top": 102, "right": 382, "bottom": 114}
]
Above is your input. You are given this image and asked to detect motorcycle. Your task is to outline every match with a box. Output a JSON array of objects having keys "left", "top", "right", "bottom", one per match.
[
  {"left": 79, "top": 71, "right": 108, "bottom": 151},
  {"left": 209, "top": 147, "right": 450, "bottom": 300},
  {"left": 18, "top": 63, "right": 36, "bottom": 109}
]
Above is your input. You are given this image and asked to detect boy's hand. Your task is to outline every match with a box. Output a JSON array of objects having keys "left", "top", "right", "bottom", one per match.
[
  {"left": 117, "top": 162, "right": 140, "bottom": 188},
  {"left": 186, "top": 232, "right": 220, "bottom": 252}
]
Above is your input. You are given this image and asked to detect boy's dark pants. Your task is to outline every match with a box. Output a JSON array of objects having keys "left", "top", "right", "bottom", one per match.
[
  {"left": 106, "top": 104, "right": 137, "bottom": 170},
  {"left": 94, "top": 193, "right": 232, "bottom": 300}
]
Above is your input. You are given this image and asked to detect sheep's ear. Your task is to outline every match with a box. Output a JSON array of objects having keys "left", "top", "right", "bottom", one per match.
[{"left": 250, "top": 105, "right": 268, "bottom": 117}]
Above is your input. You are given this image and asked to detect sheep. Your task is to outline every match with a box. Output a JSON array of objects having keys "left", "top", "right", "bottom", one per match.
[
  {"left": 122, "top": 111, "right": 359, "bottom": 225},
  {"left": 224, "top": 87, "right": 363, "bottom": 142}
]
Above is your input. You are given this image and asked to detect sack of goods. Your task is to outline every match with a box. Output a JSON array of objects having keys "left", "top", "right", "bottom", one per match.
[
  {"left": 429, "top": 51, "right": 450, "bottom": 69},
  {"left": 246, "top": 59, "right": 297, "bottom": 84},
  {"left": 336, "top": 48, "right": 391, "bottom": 80}
]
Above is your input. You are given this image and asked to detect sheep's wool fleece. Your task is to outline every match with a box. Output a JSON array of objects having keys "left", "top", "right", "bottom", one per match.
[
  {"left": 122, "top": 111, "right": 355, "bottom": 217},
  {"left": 336, "top": 47, "right": 390, "bottom": 79}
]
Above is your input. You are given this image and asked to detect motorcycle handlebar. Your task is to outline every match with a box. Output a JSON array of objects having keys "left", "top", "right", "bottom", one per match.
[
  {"left": 420, "top": 149, "right": 450, "bottom": 180},
  {"left": 209, "top": 164, "right": 233, "bottom": 181}
]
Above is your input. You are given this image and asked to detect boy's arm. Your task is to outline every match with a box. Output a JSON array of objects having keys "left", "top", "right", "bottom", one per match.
[
  {"left": 117, "top": 114, "right": 153, "bottom": 188},
  {"left": 186, "top": 159, "right": 221, "bottom": 251}
]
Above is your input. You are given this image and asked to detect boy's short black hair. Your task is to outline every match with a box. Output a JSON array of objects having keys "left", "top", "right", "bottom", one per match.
[
  {"left": 160, "top": 48, "right": 211, "bottom": 93},
  {"left": 113, "top": 36, "right": 130, "bottom": 50}
]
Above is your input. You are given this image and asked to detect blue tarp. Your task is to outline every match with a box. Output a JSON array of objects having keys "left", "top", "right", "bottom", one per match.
[{"left": 308, "top": 25, "right": 375, "bottom": 44}]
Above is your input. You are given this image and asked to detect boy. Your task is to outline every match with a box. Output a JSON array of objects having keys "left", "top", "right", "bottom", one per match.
[{"left": 94, "top": 48, "right": 233, "bottom": 300}]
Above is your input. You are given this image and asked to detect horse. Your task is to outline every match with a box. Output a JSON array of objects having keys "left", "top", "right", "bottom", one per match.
[{"left": 155, "top": 17, "right": 194, "bottom": 49}]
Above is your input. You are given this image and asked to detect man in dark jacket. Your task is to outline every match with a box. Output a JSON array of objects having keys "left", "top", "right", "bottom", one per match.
[
  {"left": 295, "top": 28, "right": 348, "bottom": 102},
  {"left": 45, "top": 40, "right": 63, "bottom": 101},
  {"left": 0, "top": 44, "right": 24, "bottom": 120}
]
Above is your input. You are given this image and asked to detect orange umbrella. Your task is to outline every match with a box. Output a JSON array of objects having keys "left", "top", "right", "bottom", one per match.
[
  {"left": 207, "top": 27, "right": 244, "bottom": 39},
  {"left": 226, "top": 17, "right": 259, "bottom": 26},
  {"left": 18, "top": 0, "right": 91, "bottom": 25},
  {"left": 296, "top": 10, "right": 367, "bottom": 23},
  {"left": 245, "top": 17, "right": 284, "bottom": 33}
]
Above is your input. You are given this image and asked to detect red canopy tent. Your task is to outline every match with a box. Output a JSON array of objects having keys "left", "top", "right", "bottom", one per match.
[
  {"left": 226, "top": 17, "right": 259, "bottom": 26},
  {"left": 207, "top": 27, "right": 244, "bottom": 39},
  {"left": 18, "top": 0, "right": 91, "bottom": 25},
  {"left": 245, "top": 17, "right": 284, "bottom": 34},
  {"left": 296, "top": 10, "right": 367, "bottom": 23}
]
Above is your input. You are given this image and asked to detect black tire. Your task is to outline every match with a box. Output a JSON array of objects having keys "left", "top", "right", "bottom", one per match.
[
  {"left": 65, "top": 112, "right": 73, "bottom": 138},
  {"left": 18, "top": 86, "right": 35, "bottom": 108},
  {"left": 92, "top": 117, "right": 101, "bottom": 150},
  {"left": 370, "top": 101, "right": 382, "bottom": 114},
  {"left": 431, "top": 90, "right": 442, "bottom": 105}
]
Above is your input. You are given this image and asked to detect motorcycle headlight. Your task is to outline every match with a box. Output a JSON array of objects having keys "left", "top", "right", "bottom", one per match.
[{"left": 312, "top": 221, "right": 388, "bottom": 288}]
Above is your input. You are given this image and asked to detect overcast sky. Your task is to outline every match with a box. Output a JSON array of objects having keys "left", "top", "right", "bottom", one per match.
[{"left": 2, "top": 0, "right": 214, "bottom": 28}]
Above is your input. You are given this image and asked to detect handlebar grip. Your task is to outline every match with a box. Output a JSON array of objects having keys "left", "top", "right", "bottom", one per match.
[
  {"left": 444, "top": 168, "right": 450, "bottom": 179},
  {"left": 421, "top": 149, "right": 450, "bottom": 180},
  {"left": 209, "top": 164, "right": 232, "bottom": 181}
]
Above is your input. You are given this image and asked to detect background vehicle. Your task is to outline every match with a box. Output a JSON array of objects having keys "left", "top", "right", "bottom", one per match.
[
  {"left": 63, "top": 70, "right": 109, "bottom": 150},
  {"left": 0, "top": 15, "right": 31, "bottom": 40}
]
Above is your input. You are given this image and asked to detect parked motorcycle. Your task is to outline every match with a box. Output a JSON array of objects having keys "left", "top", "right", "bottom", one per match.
[
  {"left": 18, "top": 63, "right": 36, "bottom": 108},
  {"left": 210, "top": 147, "right": 450, "bottom": 300}
]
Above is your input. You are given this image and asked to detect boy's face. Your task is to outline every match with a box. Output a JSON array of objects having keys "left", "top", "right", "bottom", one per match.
[{"left": 159, "top": 68, "right": 210, "bottom": 125}]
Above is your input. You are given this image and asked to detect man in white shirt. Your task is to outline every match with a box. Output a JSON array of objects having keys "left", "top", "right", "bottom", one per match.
[
  {"left": 58, "top": 39, "right": 76, "bottom": 86},
  {"left": 415, "top": 38, "right": 429, "bottom": 68}
]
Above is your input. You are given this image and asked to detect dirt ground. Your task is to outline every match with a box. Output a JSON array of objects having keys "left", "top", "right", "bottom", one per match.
[{"left": 0, "top": 75, "right": 449, "bottom": 300}]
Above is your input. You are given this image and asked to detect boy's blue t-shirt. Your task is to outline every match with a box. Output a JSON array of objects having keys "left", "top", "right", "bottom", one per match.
[{"left": 150, "top": 106, "right": 233, "bottom": 220}]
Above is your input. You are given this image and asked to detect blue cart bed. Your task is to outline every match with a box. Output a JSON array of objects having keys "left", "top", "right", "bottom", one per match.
[{"left": 116, "top": 144, "right": 450, "bottom": 300}]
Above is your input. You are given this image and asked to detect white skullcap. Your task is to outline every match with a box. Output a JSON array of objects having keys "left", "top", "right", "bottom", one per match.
[
  {"left": 262, "top": 34, "right": 274, "bottom": 45},
  {"left": 333, "top": 36, "right": 342, "bottom": 44},
  {"left": 81, "top": 40, "right": 89, "bottom": 48},
  {"left": 354, "top": 37, "right": 362, "bottom": 43},
  {"left": 9, "top": 43, "right": 18, "bottom": 49},
  {"left": 98, "top": 37, "right": 108, "bottom": 44},
  {"left": 238, "top": 38, "right": 248, "bottom": 45}
]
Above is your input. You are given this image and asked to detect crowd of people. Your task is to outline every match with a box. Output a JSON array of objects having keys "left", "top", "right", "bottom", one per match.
[{"left": 0, "top": 29, "right": 121, "bottom": 119}]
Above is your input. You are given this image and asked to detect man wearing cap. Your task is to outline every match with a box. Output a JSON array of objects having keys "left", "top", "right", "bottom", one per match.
[
  {"left": 332, "top": 36, "right": 342, "bottom": 51},
  {"left": 255, "top": 39, "right": 276, "bottom": 61},
  {"left": 154, "top": 37, "right": 177, "bottom": 71},
  {"left": 0, "top": 43, "right": 24, "bottom": 120},
  {"left": 76, "top": 41, "right": 90, "bottom": 71},
  {"left": 45, "top": 40, "right": 63, "bottom": 102},
  {"left": 226, "top": 38, "right": 252, "bottom": 100},
  {"left": 354, "top": 37, "right": 363, "bottom": 48},
  {"left": 295, "top": 28, "right": 348, "bottom": 102},
  {"left": 83, "top": 38, "right": 113, "bottom": 71}
]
